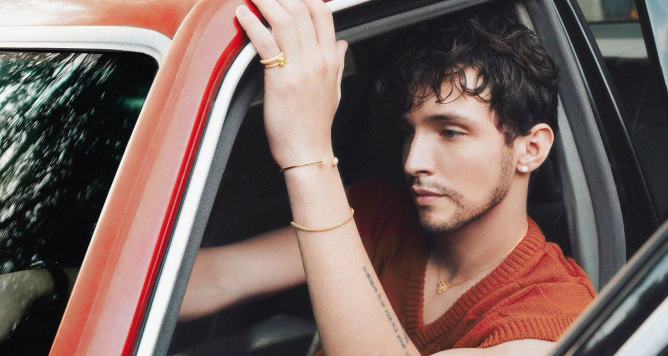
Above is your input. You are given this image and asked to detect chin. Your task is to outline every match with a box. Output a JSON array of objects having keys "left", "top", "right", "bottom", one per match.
[
  {"left": 417, "top": 209, "right": 462, "bottom": 235},
  {"left": 418, "top": 201, "right": 489, "bottom": 235}
]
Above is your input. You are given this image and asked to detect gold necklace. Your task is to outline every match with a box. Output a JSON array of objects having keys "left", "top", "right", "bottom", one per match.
[{"left": 435, "top": 239, "right": 522, "bottom": 295}]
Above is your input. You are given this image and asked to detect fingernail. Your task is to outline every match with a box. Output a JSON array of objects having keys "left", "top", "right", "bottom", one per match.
[{"left": 236, "top": 5, "right": 248, "bottom": 18}]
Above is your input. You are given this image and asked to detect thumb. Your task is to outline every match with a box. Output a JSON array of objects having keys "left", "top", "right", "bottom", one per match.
[{"left": 335, "top": 40, "right": 348, "bottom": 102}]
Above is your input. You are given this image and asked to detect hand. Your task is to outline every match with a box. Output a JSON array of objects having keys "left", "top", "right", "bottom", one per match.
[{"left": 235, "top": 0, "right": 348, "bottom": 168}]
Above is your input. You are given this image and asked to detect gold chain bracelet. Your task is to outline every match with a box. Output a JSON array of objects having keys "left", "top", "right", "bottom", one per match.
[
  {"left": 280, "top": 156, "right": 339, "bottom": 173},
  {"left": 290, "top": 208, "right": 355, "bottom": 232}
]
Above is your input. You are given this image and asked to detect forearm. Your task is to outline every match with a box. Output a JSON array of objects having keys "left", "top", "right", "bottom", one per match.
[
  {"left": 179, "top": 246, "right": 238, "bottom": 320},
  {"left": 285, "top": 166, "right": 419, "bottom": 356},
  {"left": 180, "top": 228, "right": 306, "bottom": 320},
  {"left": 432, "top": 340, "right": 556, "bottom": 355},
  {"left": 234, "top": 0, "right": 416, "bottom": 353}
]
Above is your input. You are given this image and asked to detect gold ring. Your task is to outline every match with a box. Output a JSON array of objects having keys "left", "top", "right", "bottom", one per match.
[{"left": 260, "top": 51, "right": 287, "bottom": 68}]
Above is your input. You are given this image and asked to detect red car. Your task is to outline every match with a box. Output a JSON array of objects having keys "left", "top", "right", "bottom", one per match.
[{"left": 0, "top": 0, "right": 666, "bottom": 355}]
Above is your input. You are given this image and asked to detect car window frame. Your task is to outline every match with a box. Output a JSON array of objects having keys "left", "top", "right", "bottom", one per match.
[
  {"left": 0, "top": 25, "right": 169, "bottom": 354},
  {"left": 553, "top": 218, "right": 668, "bottom": 355},
  {"left": 615, "top": 294, "right": 668, "bottom": 355},
  {"left": 0, "top": 26, "right": 170, "bottom": 261},
  {"left": 554, "top": 0, "right": 662, "bottom": 260},
  {"left": 144, "top": 2, "right": 413, "bottom": 353},
  {"left": 0, "top": 26, "right": 170, "bottom": 65},
  {"left": 137, "top": 43, "right": 262, "bottom": 355},
  {"left": 149, "top": 0, "right": 646, "bottom": 354}
]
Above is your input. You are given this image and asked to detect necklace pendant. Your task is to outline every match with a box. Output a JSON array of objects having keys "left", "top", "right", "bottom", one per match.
[{"left": 437, "top": 280, "right": 448, "bottom": 294}]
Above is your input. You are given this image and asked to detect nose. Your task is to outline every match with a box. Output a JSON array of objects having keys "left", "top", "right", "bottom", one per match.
[{"left": 403, "top": 132, "right": 435, "bottom": 177}]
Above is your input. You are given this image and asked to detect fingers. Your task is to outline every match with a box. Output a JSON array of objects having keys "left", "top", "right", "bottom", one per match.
[
  {"left": 276, "top": 0, "right": 319, "bottom": 52},
  {"left": 246, "top": 0, "right": 299, "bottom": 57},
  {"left": 302, "top": 0, "right": 337, "bottom": 56},
  {"left": 236, "top": 0, "right": 340, "bottom": 79},
  {"left": 235, "top": 5, "right": 283, "bottom": 59}
]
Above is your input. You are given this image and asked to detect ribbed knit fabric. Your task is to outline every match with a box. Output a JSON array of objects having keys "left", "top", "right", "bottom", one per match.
[{"left": 343, "top": 181, "right": 596, "bottom": 355}]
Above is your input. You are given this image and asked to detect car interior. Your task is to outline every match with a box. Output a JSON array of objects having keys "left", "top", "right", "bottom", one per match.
[{"left": 166, "top": 0, "right": 633, "bottom": 354}]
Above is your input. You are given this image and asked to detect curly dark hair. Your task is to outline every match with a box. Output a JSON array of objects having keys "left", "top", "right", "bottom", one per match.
[{"left": 372, "top": 7, "right": 560, "bottom": 144}]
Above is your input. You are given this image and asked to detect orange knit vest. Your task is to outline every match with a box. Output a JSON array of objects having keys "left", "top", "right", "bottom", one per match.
[{"left": 345, "top": 181, "right": 596, "bottom": 354}]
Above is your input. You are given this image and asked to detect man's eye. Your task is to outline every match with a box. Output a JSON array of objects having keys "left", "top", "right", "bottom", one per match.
[{"left": 441, "top": 129, "right": 463, "bottom": 139}]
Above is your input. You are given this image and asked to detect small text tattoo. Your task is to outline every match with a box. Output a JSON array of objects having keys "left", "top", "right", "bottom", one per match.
[{"left": 363, "top": 265, "right": 410, "bottom": 354}]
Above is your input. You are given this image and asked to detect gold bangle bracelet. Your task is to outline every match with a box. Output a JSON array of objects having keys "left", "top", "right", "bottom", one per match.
[
  {"left": 290, "top": 208, "right": 355, "bottom": 232},
  {"left": 280, "top": 156, "right": 339, "bottom": 173}
]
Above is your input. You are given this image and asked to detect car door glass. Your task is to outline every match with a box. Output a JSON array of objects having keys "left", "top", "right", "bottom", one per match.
[
  {"left": 0, "top": 51, "right": 157, "bottom": 355},
  {"left": 576, "top": 0, "right": 637, "bottom": 22},
  {"left": 582, "top": 252, "right": 668, "bottom": 354},
  {"left": 577, "top": 0, "right": 668, "bottom": 227},
  {"left": 615, "top": 296, "right": 668, "bottom": 355},
  {"left": 553, "top": 221, "right": 668, "bottom": 355},
  {"left": 644, "top": 0, "right": 668, "bottom": 87}
]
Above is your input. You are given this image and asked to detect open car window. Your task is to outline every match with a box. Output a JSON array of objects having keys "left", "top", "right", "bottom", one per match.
[
  {"left": 163, "top": 1, "right": 626, "bottom": 354},
  {"left": 0, "top": 50, "right": 157, "bottom": 355}
]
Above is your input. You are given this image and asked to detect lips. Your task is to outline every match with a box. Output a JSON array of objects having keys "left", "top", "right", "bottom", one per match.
[{"left": 412, "top": 186, "right": 444, "bottom": 205}]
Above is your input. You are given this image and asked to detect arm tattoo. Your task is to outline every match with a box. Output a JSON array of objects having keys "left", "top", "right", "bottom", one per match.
[{"left": 363, "top": 266, "right": 412, "bottom": 355}]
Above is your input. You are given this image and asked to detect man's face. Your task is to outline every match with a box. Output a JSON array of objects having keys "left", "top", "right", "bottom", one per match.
[{"left": 402, "top": 70, "right": 516, "bottom": 235}]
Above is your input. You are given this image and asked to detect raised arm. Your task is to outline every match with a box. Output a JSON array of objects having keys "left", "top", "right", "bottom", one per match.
[{"left": 234, "top": 1, "right": 422, "bottom": 354}]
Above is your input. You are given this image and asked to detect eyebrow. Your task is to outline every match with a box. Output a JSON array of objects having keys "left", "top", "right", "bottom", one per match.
[
  {"left": 401, "top": 113, "right": 475, "bottom": 125},
  {"left": 429, "top": 114, "right": 474, "bottom": 124}
]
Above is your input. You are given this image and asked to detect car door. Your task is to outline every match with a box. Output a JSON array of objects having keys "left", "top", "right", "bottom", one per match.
[
  {"left": 552, "top": 220, "right": 668, "bottom": 355},
  {"left": 552, "top": 0, "right": 668, "bottom": 354},
  {"left": 571, "top": 0, "right": 668, "bottom": 254},
  {"left": 45, "top": 2, "right": 249, "bottom": 355},
  {"left": 0, "top": 26, "right": 166, "bottom": 354}
]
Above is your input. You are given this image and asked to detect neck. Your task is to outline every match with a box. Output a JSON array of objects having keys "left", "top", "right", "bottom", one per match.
[{"left": 430, "top": 182, "right": 529, "bottom": 280}]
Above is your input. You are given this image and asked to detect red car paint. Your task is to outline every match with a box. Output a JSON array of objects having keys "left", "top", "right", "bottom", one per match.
[{"left": 0, "top": 1, "right": 253, "bottom": 354}]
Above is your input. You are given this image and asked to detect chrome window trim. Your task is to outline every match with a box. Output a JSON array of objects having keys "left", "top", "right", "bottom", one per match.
[{"left": 0, "top": 26, "right": 171, "bottom": 64}]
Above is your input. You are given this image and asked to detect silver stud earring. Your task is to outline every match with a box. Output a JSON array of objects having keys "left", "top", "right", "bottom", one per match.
[{"left": 518, "top": 165, "right": 529, "bottom": 173}]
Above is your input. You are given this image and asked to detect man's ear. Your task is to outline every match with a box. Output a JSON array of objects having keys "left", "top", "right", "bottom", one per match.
[{"left": 513, "top": 123, "right": 554, "bottom": 174}]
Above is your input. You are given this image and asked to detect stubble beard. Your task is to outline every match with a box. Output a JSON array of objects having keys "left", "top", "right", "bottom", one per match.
[{"left": 415, "top": 151, "right": 515, "bottom": 236}]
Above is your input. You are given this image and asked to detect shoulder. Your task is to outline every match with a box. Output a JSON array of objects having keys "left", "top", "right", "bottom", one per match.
[
  {"left": 491, "top": 226, "right": 596, "bottom": 337},
  {"left": 458, "top": 222, "right": 596, "bottom": 348},
  {"left": 536, "top": 240, "right": 597, "bottom": 298},
  {"left": 460, "top": 278, "right": 594, "bottom": 348},
  {"left": 545, "top": 241, "right": 593, "bottom": 278},
  {"left": 513, "top": 220, "right": 596, "bottom": 298}
]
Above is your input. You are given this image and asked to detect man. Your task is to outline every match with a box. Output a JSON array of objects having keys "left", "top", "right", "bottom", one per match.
[{"left": 180, "top": 1, "right": 595, "bottom": 354}]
